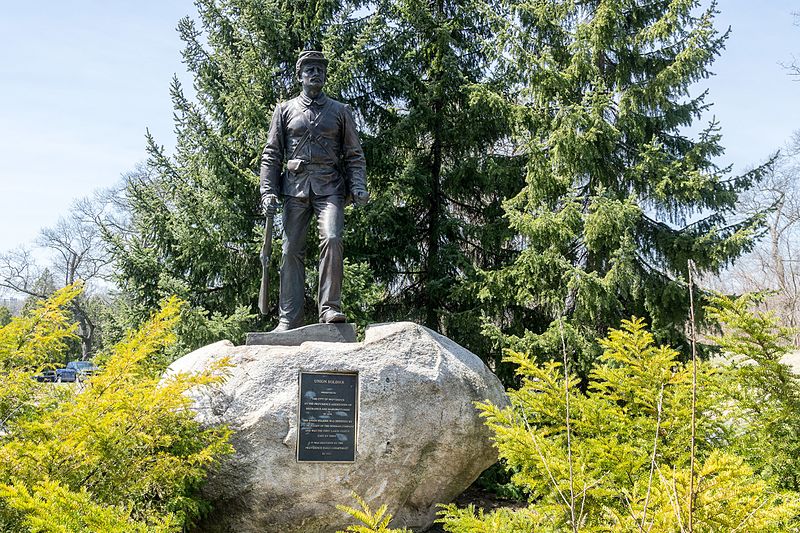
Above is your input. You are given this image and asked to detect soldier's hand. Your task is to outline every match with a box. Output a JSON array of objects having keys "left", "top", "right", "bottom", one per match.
[
  {"left": 262, "top": 194, "right": 279, "bottom": 216},
  {"left": 352, "top": 188, "right": 370, "bottom": 206}
]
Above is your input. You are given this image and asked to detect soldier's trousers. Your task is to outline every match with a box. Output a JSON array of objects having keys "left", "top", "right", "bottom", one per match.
[{"left": 278, "top": 194, "right": 344, "bottom": 328}]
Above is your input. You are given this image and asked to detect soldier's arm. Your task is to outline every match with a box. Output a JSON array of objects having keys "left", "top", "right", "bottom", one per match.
[
  {"left": 260, "top": 103, "right": 285, "bottom": 203},
  {"left": 340, "top": 105, "right": 367, "bottom": 198}
]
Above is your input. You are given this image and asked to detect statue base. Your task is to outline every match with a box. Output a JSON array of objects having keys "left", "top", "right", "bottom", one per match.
[
  {"left": 245, "top": 323, "right": 357, "bottom": 346},
  {"left": 171, "top": 322, "right": 508, "bottom": 532}
]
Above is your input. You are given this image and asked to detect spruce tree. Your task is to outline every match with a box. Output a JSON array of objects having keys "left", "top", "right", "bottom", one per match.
[
  {"left": 479, "top": 0, "right": 766, "bottom": 374},
  {"left": 328, "top": 0, "right": 525, "bottom": 358}
]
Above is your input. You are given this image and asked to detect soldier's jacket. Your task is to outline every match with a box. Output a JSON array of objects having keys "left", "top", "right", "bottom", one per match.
[{"left": 260, "top": 92, "right": 366, "bottom": 200}]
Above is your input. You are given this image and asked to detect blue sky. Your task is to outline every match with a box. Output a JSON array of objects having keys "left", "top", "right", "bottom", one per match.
[
  {"left": 0, "top": 0, "right": 193, "bottom": 252},
  {"left": 0, "top": 1, "right": 798, "bottom": 253}
]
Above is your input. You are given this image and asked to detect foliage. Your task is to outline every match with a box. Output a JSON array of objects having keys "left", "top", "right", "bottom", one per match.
[
  {"left": 437, "top": 318, "right": 800, "bottom": 531},
  {"left": 336, "top": 492, "right": 412, "bottom": 533},
  {"left": 437, "top": 504, "right": 542, "bottom": 532},
  {"left": 472, "top": 461, "right": 525, "bottom": 501},
  {"left": 478, "top": 0, "right": 768, "bottom": 376},
  {"left": 341, "top": 259, "right": 385, "bottom": 334},
  {"left": 0, "top": 480, "right": 175, "bottom": 533},
  {"left": 0, "top": 286, "right": 233, "bottom": 531},
  {"left": 332, "top": 0, "right": 525, "bottom": 364},
  {"left": 0, "top": 307, "right": 10, "bottom": 328},
  {"left": 0, "top": 284, "right": 80, "bottom": 434},
  {"left": 707, "top": 292, "right": 800, "bottom": 492},
  {"left": 168, "top": 302, "right": 253, "bottom": 361}
]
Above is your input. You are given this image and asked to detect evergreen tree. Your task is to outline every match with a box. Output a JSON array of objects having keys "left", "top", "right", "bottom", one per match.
[
  {"left": 328, "top": 0, "right": 526, "bottom": 358},
  {"left": 340, "top": 317, "right": 800, "bottom": 530},
  {"left": 479, "top": 0, "right": 766, "bottom": 374}
]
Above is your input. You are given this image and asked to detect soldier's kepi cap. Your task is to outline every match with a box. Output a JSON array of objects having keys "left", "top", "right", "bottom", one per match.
[{"left": 295, "top": 50, "right": 328, "bottom": 77}]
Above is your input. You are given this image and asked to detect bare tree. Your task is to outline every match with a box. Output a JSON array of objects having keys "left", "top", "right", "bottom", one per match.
[
  {"left": 787, "top": 12, "right": 800, "bottom": 79},
  {"left": 0, "top": 192, "right": 117, "bottom": 359},
  {"left": 716, "top": 138, "right": 800, "bottom": 343},
  {"left": 712, "top": 10, "right": 800, "bottom": 341}
]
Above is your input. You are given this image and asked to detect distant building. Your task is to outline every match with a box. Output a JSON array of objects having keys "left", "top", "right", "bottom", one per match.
[{"left": 0, "top": 297, "right": 23, "bottom": 316}]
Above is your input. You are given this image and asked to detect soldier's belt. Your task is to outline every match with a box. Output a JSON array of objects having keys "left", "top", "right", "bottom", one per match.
[{"left": 286, "top": 159, "right": 339, "bottom": 175}]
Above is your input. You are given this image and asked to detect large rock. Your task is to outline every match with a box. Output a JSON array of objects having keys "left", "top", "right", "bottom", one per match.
[{"left": 168, "top": 322, "right": 508, "bottom": 532}]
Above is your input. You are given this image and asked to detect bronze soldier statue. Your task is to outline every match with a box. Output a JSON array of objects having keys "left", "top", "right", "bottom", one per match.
[{"left": 260, "top": 50, "right": 369, "bottom": 331}]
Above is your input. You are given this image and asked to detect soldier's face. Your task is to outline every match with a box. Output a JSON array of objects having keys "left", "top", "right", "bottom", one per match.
[{"left": 299, "top": 63, "right": 326, "bottom": 91}]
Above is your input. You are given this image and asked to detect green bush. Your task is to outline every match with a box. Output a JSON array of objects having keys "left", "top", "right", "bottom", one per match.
[
  {"left": 707, "top": 293, "right": 800, "bottom": 492},
  {"left": 0, "top": 285, "right": 233, "bottom": 532},
  {"left": 340, "top": 312, "right": 800, "bottom": 531},
  {"left": 437, "top": 317, "right": 800, "bottom": 531}
]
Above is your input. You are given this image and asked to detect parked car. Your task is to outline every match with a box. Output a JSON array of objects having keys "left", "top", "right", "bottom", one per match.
[
  {"left": 54, "top": 366, "right": 77, "bottom": 383},
  {"left": 55, "top": 360, "right": 99, "bottom": 382},
  {"left": 34, "top": 370, "right": 57, "bottom": 383}
]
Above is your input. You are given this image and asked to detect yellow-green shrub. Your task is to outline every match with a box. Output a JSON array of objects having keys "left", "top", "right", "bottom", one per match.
[
  {"left": 0, "top": 285, "right": 233, "bottom": 532},
  {"left": 437, "top": 318, "right": 800, "bottom": 532}
]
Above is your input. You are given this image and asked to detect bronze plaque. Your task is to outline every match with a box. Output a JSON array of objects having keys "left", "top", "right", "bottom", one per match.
[{"left": 297, "top": 371, "right": 358, "bottom": 462}]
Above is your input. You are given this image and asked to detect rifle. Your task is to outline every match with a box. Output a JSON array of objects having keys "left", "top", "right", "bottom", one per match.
[{"left": 258, "top": 213, "right": 274, "bottom": 315}]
